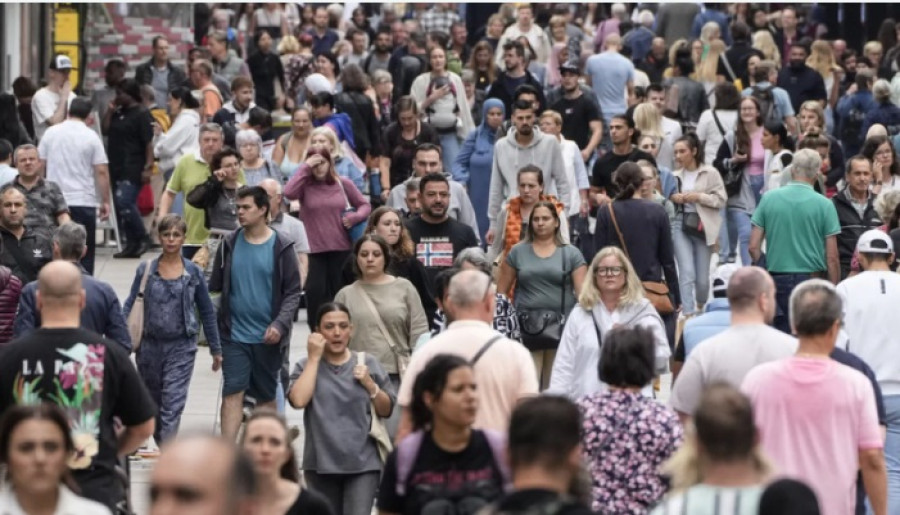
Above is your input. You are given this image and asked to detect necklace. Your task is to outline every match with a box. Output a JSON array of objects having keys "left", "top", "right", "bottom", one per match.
[{"left": 224, "top": 188, "right": 237, "bottom": 216}]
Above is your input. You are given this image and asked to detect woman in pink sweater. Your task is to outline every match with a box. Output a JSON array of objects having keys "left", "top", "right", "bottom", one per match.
[{"left": 285, "top": 146, "right": 371, "bottom": 329}]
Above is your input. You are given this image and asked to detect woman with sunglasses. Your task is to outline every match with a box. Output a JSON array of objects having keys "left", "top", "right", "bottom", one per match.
[{"left": 548, "top": 246, "right": 669, "bottom": 400}]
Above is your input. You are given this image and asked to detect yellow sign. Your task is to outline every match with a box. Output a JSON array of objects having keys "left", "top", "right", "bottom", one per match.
[{"left": 53, "top": 4, "right": 81, "bottom": 88}]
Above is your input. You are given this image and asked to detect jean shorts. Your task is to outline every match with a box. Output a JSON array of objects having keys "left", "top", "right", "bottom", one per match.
[{"left": 221, "top": 339, "right": 282, "bottom": 401}]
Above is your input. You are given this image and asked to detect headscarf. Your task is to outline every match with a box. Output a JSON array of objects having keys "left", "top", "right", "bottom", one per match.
[
  {"left": 476, "top": 98, "right": 505, "bottom": 151},
  {"left": 547, "top": 43, "right": 568, "bottom": 88}
]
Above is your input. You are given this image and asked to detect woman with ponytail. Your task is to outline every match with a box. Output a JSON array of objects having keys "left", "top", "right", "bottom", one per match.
[
  {"left": 594, "top": 161, "right": 681, "bottom": 348},
  {"left": 672, "top": 132, "right": 726, "bottom": 315}
]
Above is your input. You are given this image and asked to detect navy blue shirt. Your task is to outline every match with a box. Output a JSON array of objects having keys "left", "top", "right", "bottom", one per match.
[
  {"left": 831, "top": 347, "right": 886, "bottom": 426},
  {"left": 308, "top": 28, "right": 340, "bottom": 56},
  {"left": 777, "top": 65, "right": 827, "bottom": 113}
]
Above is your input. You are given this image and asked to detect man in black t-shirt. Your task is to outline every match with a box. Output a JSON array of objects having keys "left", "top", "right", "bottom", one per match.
[
  {"left": 405, "top": 173, "right": 479, "bottom": 285},
  {"left": 591, "top": 115, "right": 655, "bottom": 201},
  {"left": 549, "top": 61, "right": 604, "bottom": 162},
  {"left": 487, "top": 396, "right": 594, "bottom": 515},
  {"left": 0, "top": 261, "right": 155, "bottom": 512}
]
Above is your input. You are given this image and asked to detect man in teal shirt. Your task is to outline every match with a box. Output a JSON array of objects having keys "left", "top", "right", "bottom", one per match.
[{"left": 749, "top": 148, "right": 841, "bottom": 333}]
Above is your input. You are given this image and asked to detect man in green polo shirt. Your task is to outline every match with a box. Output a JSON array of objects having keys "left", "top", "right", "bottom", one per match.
[
  {"left": 749, "top": 148, "right": 841, "bottom": 334},
  {"left": 156, "top": 122, "right": 244, "bottom": 258}
]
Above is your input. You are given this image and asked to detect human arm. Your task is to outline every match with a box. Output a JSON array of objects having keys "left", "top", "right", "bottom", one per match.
[
  {"left": 194, "top": 270, "right": 222, "bottom": 357},
  {"left": 356, "top": 356, "right": 394, "bottom": 418},
  {"left": 487, "top": 148, "right": 505, "bottom": 222},
  {"left": 185, "top": 175, "right": 222, "bottom": 209},
  {"left": 48, "top": 85, "right": 72, "bottom": 127},
  {"left": 551, "top": 142, "right": 571, "bottom": 212},
  {"left": 12, "top": 286, "right": 37, "bottom": 338},
  {"left": 545, "top": 308, "right": 584, "bottom": 398},
  {"left": 298, "top": 252, "right": 308, "bottom": 289},
  {"left": 487, "top": 209, "right": 507, "bottom": 262},
  {"left": 571, "top": 264, "right": 587, "bottom": 297},
  {"left": 749, "top": 225, "right": 765, "bottom": 263},
  {"left": 826, "top": 235, "right": 840, "bottom": 284},
  {"left": 455, "top": 184, "right": 481, "bottom": 242},
  {"left": 102, "top": 288, "right": 133, "bottom": 353},
  {"left": 584, "top": 119, "right": 604, "bottom": 161},
  {"left": 572, "top": 148, "right": 591, "bottom": 216},
  {"left": 121, "top": 261, "right": 148, "bottom": 320},
  {"left": 657, "top": 210, "right": 682, "bottom": 307},
  {"left": 343, "top": 179, "right": 372, "bottom": 225},
  {"left": 283, "top": 162, "right": 313, "bottom": 200},
  {"left": 495, "top": 259, "right": 517, "bottom": 298},
  {"left": 861, "top": 448, "right": 888, "bottom": 515},
  {"left": 288, "top": 340, "right": 322, "bottom": 409},
  {"left": 451, "top": 132, "right": 476, "bottom": 185},
  {"left": 118, "top": 418, "right": 155, "bottom": 458},
  {"left": 94, "top": 164, "right": 111, "bottom": 220},
  {"left": 268, "top": 245, "right": 302, "bottom": 344}
]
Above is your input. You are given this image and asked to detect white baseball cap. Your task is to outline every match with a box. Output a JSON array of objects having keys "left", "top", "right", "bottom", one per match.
[
  {"left": 50, "top": 54, "right": 73, "bottom": 71},
  {"left": 856, "top": 229, "right": 894, "bottom": 254},
  {"left": 712, "top": 263, "right": 740, "bottom": 294}
]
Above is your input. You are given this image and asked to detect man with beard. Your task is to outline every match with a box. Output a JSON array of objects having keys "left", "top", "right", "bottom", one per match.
[
  {"left": 549, "top": 61, "right": 603, "bottom": 162},
  {"left": 590, "top": 115, "right": 655, "bottom": 204},
  {"left": 0, "top": 186, "right": 52, "bottom": 283},
  {"left": 486, "top": 40, "right": 546, "bottom": 116},
  {"left": 638, "top": 37, "right": 669, "bottom": 85},
  {"left": 405, "top": 173, "right": 479, "bottom": 284},
  {"left": 363, "top": 27, "right": 393, "bottom": 76},
  {"left": 777, "top": 43, "right": 827, "bottom": 113}
]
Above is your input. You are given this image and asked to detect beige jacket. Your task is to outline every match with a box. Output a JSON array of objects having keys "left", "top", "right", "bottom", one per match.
[{"left": 673, "top": 165, "right": 727, "bottom": 246}]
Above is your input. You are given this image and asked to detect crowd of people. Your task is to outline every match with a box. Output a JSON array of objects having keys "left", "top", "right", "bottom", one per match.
[{"left": 3, "top": 2, "right": 900, "bottom": 514}]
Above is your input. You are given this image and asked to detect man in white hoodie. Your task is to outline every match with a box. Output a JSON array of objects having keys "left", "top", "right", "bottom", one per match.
[{"left": 487, "top": 99, "right": 568, "bottom": 244}]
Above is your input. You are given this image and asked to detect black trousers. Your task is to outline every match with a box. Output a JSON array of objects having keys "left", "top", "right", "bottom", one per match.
[{"left": 306, "top": 250, "right": 352, "bottom": 331}]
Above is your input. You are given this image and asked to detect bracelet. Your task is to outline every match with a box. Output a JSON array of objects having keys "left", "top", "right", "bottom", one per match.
[{"left": 369, "top": 384, "right": 380, "bottom": 399}]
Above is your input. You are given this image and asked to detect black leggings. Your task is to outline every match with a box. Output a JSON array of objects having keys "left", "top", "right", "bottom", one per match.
[{"left": 306, "top": 250, "right": 352, "bottom": 331}]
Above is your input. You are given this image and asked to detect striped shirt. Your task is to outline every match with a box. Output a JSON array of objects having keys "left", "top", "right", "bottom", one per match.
[{"left": 651, "top": 485, "right": 763, "bottom": 515}]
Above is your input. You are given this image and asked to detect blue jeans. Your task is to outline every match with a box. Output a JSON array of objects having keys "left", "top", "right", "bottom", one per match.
[
  {"left": 718, "top": 207, "right": 733, "bottom": 262},
  {"left": 726, "top": 208, "right": 752, "bottom": 267},
  {"left": 771, "top": 273, "right": 813, "bottom": 333},
  {"left": 672, "top": 214, "right": 712, "bottom": 315},
  {"left": 749, "top": 174, "right": 765, "bottom": 204},
  {"left": 883, "top": 395, "right": 900, "bottom": 515},
  {"left": 114, "top": 180, "right": 147, "bottom": 245},
  {"left": 438, "top": 131, "right": 461, "bottom": 173}
]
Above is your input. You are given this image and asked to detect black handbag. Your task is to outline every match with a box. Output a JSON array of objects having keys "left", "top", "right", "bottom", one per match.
[
  {"left": 682, "top": 211, "right": 705, "bottom": 239},
  {"left": 517, "top": 255, "right": 569, "bottom": 351}
]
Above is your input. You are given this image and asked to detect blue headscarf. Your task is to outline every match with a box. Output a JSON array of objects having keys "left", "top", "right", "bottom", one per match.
[{"left": 476, "top": 98, "right": 505, "bottom": 149}]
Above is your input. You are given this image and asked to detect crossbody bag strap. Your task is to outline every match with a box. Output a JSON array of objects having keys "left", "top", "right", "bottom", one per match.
[
  {"left": 335, "top": 176, "right": 352, "bottom": 209},
  {"left": 560, "top": 250, "right": 569, "bottom": 316},
  {"left": 354, "top": 283, "right": 406, "bottom": 356},
  {"left": 607, "top": 202, "right": 631, "bottom": 261},
  {"left": 712, "top": 109, "right": 725, "bottom": 136},
  {"left": 720, "top": 53, "right": 737, "bottom": 82},
  {"left": 138, "top": 260, "right": 152, "bottom": 296},
  {"left": 471, "top": 334, "right": 504, "bottom": 365}
]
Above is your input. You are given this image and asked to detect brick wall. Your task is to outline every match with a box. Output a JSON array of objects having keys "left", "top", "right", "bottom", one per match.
[{"left": 83, "top": 3, "right": 194, "bottom": 94}]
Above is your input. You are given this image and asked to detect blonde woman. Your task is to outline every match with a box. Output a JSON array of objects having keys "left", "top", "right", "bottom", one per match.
[
  {"left": 664, "top": 39, "right": 688, "bottom": 79},
  {"left": 699, "top": 21, "right": 721, "bottom": 46},
  {"left": 633, "top": 103, "right": 675, "bottom": 170},
  {"left": 697, "top": 40, "right": 727, "bottom": 105},
  {"left": 807, "top": 40, "right": 843, "bottom": 110},
  {"left": 752, "top": 30, "right": 780, "bottom": 69},
  {"left": 309, "top": 126, "right": 365, "bottom": 191},
  {"left": 547, "top": 246, "right": 669, "bottom": 400}
]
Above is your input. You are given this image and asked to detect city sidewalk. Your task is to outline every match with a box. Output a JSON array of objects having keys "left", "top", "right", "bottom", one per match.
[{"left": 93, "top": 248, "right": 311, "bottom": 514}]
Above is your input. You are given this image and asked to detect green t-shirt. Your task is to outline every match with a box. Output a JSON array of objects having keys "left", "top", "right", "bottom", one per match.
[
  {"left": 750, "top": 181, "right": 841, "bottom": 273},
  {"left": 167, "top": 153, "right": 246, "bottom": 245},
  {"left": 651, "top": 484, "right": 763, "bottom": 515},
  {"left": 506, "top": 243, "right": 585, "bottom": 313}
]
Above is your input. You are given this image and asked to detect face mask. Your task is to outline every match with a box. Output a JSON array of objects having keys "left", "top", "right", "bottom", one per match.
[{"left": 790, "top": 59, "right": 805, "bottom": 70}]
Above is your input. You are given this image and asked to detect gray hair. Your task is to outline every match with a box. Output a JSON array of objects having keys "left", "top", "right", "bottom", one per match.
[
  {"left": 791, "top": 148, "right": 822, "bottom": 182},
  {"left": 13, "top": 144, "right": 37, "bottom": 164},
  {"left": 53, "top": 222, "right": 87, "bottom": 261},
  {"left": 874, "top": 79, "right": 893, "bottom": 103},
  {"left": 405, "top": 177, "right": 421, "bottom": 194},
  {"left": 235, "top": 129, "right": 263, "bottom": 157},
  {"left": 460, "top": 69, "right": 476, "bottom": 84},
  {"left": 875, "top": 189, "right": 900, "bottom": 223},
  {"left": 447, "top": 270, "right": 493, "bottom": 308},
  {"left": 454, "top": 247, "right": 492, "bottom": 275},
  {"left": 789, "top": 279, "right": 842, "bottom": 337},
  {"left": 258, "top": 177, "right": 283, "bottom": 196},
  {"left": 199, "top": 122, "right": 224, "bottom": 137},
  {"left": 638, "top": 9, "right": 655, "bottom": 27},
  {"left": 371, "top": 69, "right": 392, "bottom": 85}
]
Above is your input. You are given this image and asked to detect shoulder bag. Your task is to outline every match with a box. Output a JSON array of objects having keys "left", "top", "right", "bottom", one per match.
[
  {"left": 607, "top": 203, "right": 675, "bottom": 315},
  {"left": 126, "top": 260, "right": 153, "bottom": 352},
  {"left": 336, "top": 178, "right": 367, "bottom": 243},
  {"left": 353, "top": 283, "right": 410, "bottom": 378},
  {"left": 357, "top": 351, "right": 392, "bottom": 463},
  {"left": 517, "top": 251, "right": 569, "bottom": 351}
]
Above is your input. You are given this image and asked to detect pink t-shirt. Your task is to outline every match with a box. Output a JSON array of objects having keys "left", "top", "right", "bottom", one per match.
[
  {"left": 747, "top": 130, "right": 765, "bottom": 176},
  {"left": 741, "top": 357, "right": 882, "bottom": 515}
]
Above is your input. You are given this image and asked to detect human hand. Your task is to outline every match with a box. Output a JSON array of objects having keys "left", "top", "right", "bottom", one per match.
[
  {"left": 581, "top": 148, "right": 593, "bottom": 162},
  {"left": 683, "top": 192, "right": 700, "bottom": 203},
  {"left": 342, "top": 214, "right": 353, "bottom": 229},
  {"left": 213, "top": 168, "right": 227, "bottom": 181},
  {"left": 429, "top": 84, "right": 451, "bottom": 102},
  {"left": 671, "top": 193, "right": 685, "bottom": 204},
  {"left": 307, "top": 332, "right": 326, "bottom": 359},
  {"left": 353, "top": 363, "right": 375, "bottom": 391},
  {"left": 732, "top": 153, "right": 748, "bottom": 164},
  {"left": 846, "top": 83, "right": 858, "bottom": 96},
  {"left": 99, "top": 203, "right": 110, "bottom": 221},
  {"left": 593, "top": 191, "right": 610, "bottom": 207},
  {"left": 62, "top": 80, "right": 72, "bottom": 96},
  {"left": 212, "top": 354, "right": 223, "bottom": 372},
  {"left": 153, "top": 122, "right": 162, "bottom": 137},
  {"left": 264, "top": 326, "right": 281, "bottom": 345},
  {"left": 305, "top": 154, "right": 326, "bottom": 169},
  {"left": 485, "top": 229, "right": 495, "bottom": 245},
  {"left": 380, "top": 189, "right": 390, "bottom": 202},
  {"left": 580, "top": 200, "right": 591, "bottom": 217},
  {"left": 141, "top": 169, "right": 152, "bottom": 184}
]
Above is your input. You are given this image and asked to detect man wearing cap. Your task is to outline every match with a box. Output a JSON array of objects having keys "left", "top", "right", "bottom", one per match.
[
  {"left": 677, "top": 263, "right": 739, "bottom": 363},
  {"left": 549, "top": 61, "right": 603, "bottom": 163},
  {"left": 670, "top": 266, "right": 796, "bottom": 421},
  {"left": 833, "top": 155, "right": 883, "bottom": 280},
  {"left": 32, "top": 54, "right": 77, "bottom": 141},
  {"left": 838, "top": 229, "right": 900, "bottom": 503}
]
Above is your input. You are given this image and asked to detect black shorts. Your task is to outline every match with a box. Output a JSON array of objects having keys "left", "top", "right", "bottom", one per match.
[{"left": 221, "top": 339, "right": 282, "bottom": 401}]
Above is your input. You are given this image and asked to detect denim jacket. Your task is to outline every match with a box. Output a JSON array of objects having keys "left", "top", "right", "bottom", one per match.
[{"left": 123, "top": 257, "right": 221, "bottom": 355}]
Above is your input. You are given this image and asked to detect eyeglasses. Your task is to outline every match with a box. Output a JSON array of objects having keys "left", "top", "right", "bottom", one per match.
[{"left": 595, "top": 266, "right": 624, "bottom": 277}]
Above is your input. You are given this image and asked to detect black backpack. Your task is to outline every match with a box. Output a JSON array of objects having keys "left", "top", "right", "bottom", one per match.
[
  {"left": 841, "top": 104, "right": 867, "bottom": 145},
  {"left": 750, "top": 85, "right": 779, "bottom": 125}
]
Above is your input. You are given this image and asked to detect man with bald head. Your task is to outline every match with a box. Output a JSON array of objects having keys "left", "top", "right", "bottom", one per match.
[
  {"left": 670, "top": 266, "right": 797, "bottom": 420},
  {"left": 395, "top": 269, "right": 537, "bottom": 442},
  {"left": 585, "top": 33, "right": 635, "bottom": 128},
  {"left": 0, "top": 261, "right": 156, "bottom": 511},
  {"left": 0, "top": 183, "right": 53, "bottom": 283},
  {"left": 261, "top": 178, "right": 309, "bottom": 287},
  {"left": 149, "top": 435, "right": 257, "bottom": 515}
]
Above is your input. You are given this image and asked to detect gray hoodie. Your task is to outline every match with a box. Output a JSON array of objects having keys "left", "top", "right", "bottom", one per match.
[{"left": 488, "top": 126, "right": 569, "bottom": 221}]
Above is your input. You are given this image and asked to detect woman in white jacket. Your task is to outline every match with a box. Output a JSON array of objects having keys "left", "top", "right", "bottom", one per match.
[
  {"left": 548, "top": 246, "right": 670, "bottom": 400},
  {"left": 154, "top": 87, "right": 201, "bottom": 177},
  {"left": 410, "top": 45, "right": 474, "bottom": 172}
]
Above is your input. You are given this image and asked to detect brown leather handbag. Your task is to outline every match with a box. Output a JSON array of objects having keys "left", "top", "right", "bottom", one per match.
[{"left": 607, "top": 203, "right": 676, "bottom": 315}]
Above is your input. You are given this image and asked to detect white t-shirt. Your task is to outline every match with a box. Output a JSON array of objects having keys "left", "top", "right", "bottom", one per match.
[
  {"left": 661, "top": 116, "right": 683, "bottom": 149},
  {"left": 32, "top": 87, "right": 76, "bottom": 141},
  {"left": 696, "top": 109, "right": 738, "bottom": 166},
  {"left": 38, "top": 119, "right": 108, "bottom": 207},
  {"left": 837, "top": 270, "right": 900, "bottom": 395}
]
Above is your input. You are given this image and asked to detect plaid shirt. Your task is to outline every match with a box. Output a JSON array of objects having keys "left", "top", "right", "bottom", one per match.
[
  {"left": 12, "top": 177, "right": 69, "bottom": 232},
  {"left": 419, "top": 7, "right": 460, "bottom": 35}
]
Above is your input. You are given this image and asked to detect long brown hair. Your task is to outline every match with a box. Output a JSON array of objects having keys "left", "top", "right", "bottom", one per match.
[
  {"left": 241, "top": 408, "right": 300, "bottom": 482},
  {"left": 364, "top": 206, "right": 415, "bottom": 259},
  {"left": 469, "top": 41, "right": 497, "bottom": 84},
  {"left": 735, "top": 96, "right": 763, "bottom": 157}
]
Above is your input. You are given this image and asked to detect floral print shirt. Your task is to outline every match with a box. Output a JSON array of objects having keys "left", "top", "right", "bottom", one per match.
[{"left": 578, "top": 389, "right": 683, "bottom": 514}]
